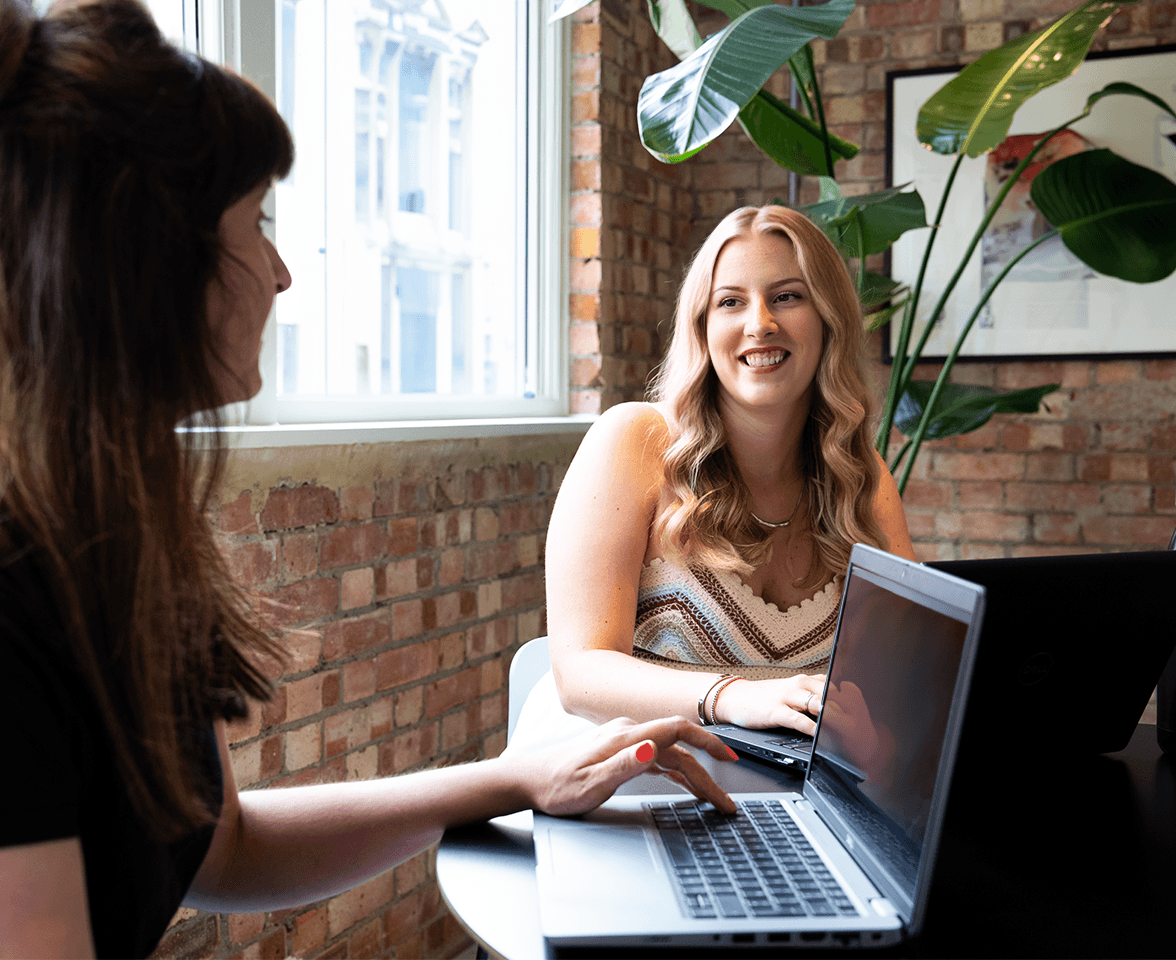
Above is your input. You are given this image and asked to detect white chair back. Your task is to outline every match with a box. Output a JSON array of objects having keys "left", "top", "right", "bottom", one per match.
[{"left": 507, "top": 636, "right": 550, "bottom": 742}]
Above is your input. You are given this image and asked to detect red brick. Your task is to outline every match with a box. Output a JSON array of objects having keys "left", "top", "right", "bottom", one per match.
[
  {"left": 289, "top": 907, "right": 328, "bottom": 957},
  {"left": 1031, "top": 514, "right": 1081, "bottom": 545},
  {"left": 382, "top": 889, "right": 426, "bottom": 945},
  {"left": 387, "top": 517, "right": 418, "bottom": 556},
  {"left": 320, "top": 522, "right": 391, "bottom": 569},
  {"left": 425, "top": 667, "right": 481, "bottom": 718},
  {"left": 376, "top": 641, "right": 438, "bottom": 690},
  {"left": 339, "top": 486, "right": 373, "bottom": 522},
  {"left": 259, "top": 485, "right": 340, "bottom": 531},
  {"left": 341, "top": 659, "right": 376, "bottom": 702},
  {"left": 1150, "top": 456, "right": 1176, "bottom": 483},
  {"left": 152, "top": 915, "right": 219, "bottom": 959},
  {"left": 501, "top": 571, "right": 545, "bottom": 609},
  {"left": 957, "top": 481, "right": 1003, "bottom": 510},
  {"left": 326, "top": 872, "right": 396, "bottom": 938},
  {"left": 930, "top": 451, "right": 1024, "bottom": 481},
  {"left": 281, "top": 532, "right": 318, "bottom": 581},
  {"left": 1083, "top": 515, "right": 1176, "bottom": 548},
  {"left": 321, "top": 612, "right": 392, "bottom": 662},
  {"left": 218, "top": 491, "right": 257, "bottom": 535},
  {"left": 571, "top": 22, "right": 601, "bottom": 54},
  {"left": 1025, "top": 453, "right": 1075, "bottom": 482},
  {"left": 468, "top": 618, "right": 515, "bottom": 658},
  {"left": 1101, "top": 484, "right": 1152, "bottom": 515},
  {"left": 379, "top": 723, "right": 439, "bottom": 774},
  {"left": 259, "top": 577, "right": 338, "bottom": 629},
  {"left": 340, "top": 567, "right": 375, "bottom": 610},
  {"left": 224, "top": 539, "right": 277, "bottom": 587},
  {"left": 1004, "top": 482, "right": 1099, "bottom": 511}
]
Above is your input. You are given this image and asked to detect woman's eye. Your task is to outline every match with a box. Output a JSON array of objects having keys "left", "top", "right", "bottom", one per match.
[
  {"left": 718, "top": 297, "right": 739, "bottom": 308},
  {"left": 775, "top": 290, "right": 799, "bottom": 303}
]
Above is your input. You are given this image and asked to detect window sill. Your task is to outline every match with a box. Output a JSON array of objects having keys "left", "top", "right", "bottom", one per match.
[{"left": 187, "top": 415, "right": 597, "bottom": 449}]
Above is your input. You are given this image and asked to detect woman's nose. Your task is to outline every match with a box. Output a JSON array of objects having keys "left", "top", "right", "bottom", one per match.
[
  {"left": 744, "top": 297, "right": 777, "bottom": 337},
  {"left": 267, "top": 238, "right": 293, "bottom": 293}
]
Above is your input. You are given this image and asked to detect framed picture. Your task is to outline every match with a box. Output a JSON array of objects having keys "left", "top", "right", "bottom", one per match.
[{"left": 885, "top": 45, "right": 1176, "bottom": 363}]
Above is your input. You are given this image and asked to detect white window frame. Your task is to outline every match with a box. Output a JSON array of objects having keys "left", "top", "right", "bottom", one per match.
[{"left": 206, "top": 0, "right": 570, "bottom": 433}]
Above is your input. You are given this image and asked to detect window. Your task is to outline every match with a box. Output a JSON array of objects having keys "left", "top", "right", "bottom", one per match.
[{"left": 228, "top": 0, "right": 567, "bottom": 424}]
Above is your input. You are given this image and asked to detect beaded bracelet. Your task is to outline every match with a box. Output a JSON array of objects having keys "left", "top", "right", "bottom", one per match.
[{"left": 697, "top": 675, "right": 732, "bottom": 725}]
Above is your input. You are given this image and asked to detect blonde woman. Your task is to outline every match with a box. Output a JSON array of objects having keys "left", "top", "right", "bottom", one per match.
[{"left": 515, "top": 205, "right": 913, "bottom": 751}]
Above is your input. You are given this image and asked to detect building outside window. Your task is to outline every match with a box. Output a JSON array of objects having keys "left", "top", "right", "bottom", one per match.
[{"left": 252, "top": 0, "right": 562, "bottom": 423}]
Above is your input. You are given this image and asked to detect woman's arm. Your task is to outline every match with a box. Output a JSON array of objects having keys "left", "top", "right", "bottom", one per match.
[
  {"left": 545, "top": 403, "right": 721, "bottom": 723},
  {"left": 186, "top": 714, "right": 736, "bottom": 913},
  {"left": 0, "top": 837, "right": 94, "bottom": 959},
  {"left": 874, "top": 451, "right": 915, "bottom": 560}
]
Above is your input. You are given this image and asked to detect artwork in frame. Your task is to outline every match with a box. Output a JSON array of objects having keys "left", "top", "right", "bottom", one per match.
[{"left": 885, "top": 45, "right": 1176, "bottom": 363}]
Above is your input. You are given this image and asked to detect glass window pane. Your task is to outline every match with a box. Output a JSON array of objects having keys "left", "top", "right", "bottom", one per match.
[{"left": 274, "top": 0, "right": 522, "bottom": 402}]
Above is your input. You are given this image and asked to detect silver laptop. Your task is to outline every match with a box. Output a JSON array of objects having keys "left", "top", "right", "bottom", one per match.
[{"left": 533, "top": 544, "right": 985, "bottom": 950}]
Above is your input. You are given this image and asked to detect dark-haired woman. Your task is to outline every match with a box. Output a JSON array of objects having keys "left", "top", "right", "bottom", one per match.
[{"left": 0, "top": 2, "right": 735, "bottom": 956}]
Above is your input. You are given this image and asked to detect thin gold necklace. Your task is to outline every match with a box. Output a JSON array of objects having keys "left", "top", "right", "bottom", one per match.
[{"left": 750, "top": 487, "right": 804, "bottom": 529}]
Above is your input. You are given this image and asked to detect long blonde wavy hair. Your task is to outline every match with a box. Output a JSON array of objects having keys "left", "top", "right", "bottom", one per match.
[{"left": 648, "top": 205, "right": 886, "bottom": 587}]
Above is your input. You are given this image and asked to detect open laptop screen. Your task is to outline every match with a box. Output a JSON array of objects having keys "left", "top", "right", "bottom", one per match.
[{"left": 805, "top": 561, "right": 972, "bottom": 914}]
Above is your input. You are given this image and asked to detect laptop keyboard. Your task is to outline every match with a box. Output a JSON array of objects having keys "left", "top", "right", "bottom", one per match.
[{"left": 648, "top": 800, "right": 859, "bottom": 920}]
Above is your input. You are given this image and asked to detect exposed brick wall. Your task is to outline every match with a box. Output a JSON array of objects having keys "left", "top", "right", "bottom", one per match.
[
  {"left": 153, "top": 435, "right": 578, "bottom": 959},
  {"left": 568, "top": 2, "right": 694, "bottom": 413}
]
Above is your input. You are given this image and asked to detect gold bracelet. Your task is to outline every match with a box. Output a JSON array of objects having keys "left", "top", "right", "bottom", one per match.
[
  {"left": 698, "top": 675, "right": 733, "bottom": 725},
  {"left": 706, "top": 675, "right": 741, "bottom": 725}
]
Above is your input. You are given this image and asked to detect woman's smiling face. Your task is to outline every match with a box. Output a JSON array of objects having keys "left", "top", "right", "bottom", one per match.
[{"left": 705, "top": 230, "right": 824, "bottom": 420}]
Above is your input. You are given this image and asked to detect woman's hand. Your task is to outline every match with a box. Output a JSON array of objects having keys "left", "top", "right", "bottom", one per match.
[
  {"left": 712, "top": 674, "right": 827, "bottom": 734},
  {"left": 513, "top": 716, "right": 739, "bottom": 816}
]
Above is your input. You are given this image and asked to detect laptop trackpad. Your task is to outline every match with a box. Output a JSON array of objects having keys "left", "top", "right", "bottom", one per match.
[{"left": 544, "top": 824, "right": 667, "bottom": 913}]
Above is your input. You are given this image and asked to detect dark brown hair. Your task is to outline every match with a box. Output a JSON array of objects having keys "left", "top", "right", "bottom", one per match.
[{"left": 0, "top": 0, "right": 293, "bottom": 839}]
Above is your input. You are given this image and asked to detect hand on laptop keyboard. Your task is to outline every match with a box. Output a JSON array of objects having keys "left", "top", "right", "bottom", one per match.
[{"left": 513, "top": 715, "right": 739, "bottom": 817}]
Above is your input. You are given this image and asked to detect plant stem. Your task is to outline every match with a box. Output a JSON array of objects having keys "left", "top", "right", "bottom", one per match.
[
  {"left": 804, "top": 45, "right": 834, "bottom": 176},
  {"left": 895, "top": 229, "right": 1056, "bottom": 494},
  {"left": 897, "top": 121, "right": 1076, "bottom": 394},
  {"left": 855, "top": 212, "right": 867, "bottom": 298},
  {"left": 888, "top": 438, "right": 913, "bottom": 476},
  {"left": 876, "top": 153, "right": 964, "bottom": 456}
]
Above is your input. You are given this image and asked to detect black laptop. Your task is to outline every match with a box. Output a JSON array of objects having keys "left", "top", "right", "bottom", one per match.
[{"left": 929, "top": 535, "right": 1176, "bottom": 756}]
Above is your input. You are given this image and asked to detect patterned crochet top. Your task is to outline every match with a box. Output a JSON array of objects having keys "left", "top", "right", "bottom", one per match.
[{"left": 633, "top": 558, "right": 841, "bottom": 678}]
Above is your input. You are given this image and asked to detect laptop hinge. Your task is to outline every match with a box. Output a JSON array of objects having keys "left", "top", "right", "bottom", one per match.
[{"left": 870, "top": 897, "right": 898, "bottom": 918}]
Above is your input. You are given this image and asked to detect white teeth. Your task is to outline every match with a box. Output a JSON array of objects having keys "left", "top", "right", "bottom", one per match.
[{"left": 743, "top": 351, "right": 786, "bottom": 367}]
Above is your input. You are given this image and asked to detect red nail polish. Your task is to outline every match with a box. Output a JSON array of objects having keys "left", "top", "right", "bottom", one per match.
[
  {"left": 725, "top": 746, "right": 739, "bottom": 761},
  {"left": 636, "top": 742, "right": 655, "bottom": 763}
]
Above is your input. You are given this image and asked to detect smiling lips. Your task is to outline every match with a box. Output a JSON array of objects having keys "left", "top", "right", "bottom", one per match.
[{"left": 740, "top": 349, "right": 789, "bottom": 368}]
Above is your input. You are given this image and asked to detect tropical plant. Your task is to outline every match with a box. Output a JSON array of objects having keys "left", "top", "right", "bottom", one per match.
[{"left": 551, "top": 0, "right": 1176, "bottom": 494}]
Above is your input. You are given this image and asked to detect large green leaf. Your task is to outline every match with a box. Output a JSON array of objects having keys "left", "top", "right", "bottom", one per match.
[
  {"left": 647, "top": 0, "right": 702, "bottom": 60},
  {"left": 1083, "top": 80, "right": 1176, "bottom": 120},
  {"left": 638, "top": 0, "right": 854, "bottom": 163},
  {"left": 1030, "top": 148, "right": 1176, "bottom": 283},
  {"left": 800, "top": 186, "right": 927, "bottom": 259},
  {"left": 694, "top": 0, "right": 774, "bottom": 17},
  {"left": 894, "top": 382, "right": 1059, "bottom": 440},
  {"left": 858, "top": 271, "right": 905, "bottom": 310},
  {"left": 738, "top": 87, "right": 859, "bottom": 175},
  {"left": 917, "top": 0, "right": 1134, "bottom": 157}
]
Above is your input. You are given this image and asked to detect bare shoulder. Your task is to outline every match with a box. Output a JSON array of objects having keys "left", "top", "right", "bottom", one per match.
[
  {"left": 589, "top": 401, "right": 670, "bottom": 445},
  {"left": 575, "top": 401, "right": 670, "bottom": 471},
  {"left": 872, "top": 450, "right": 915, "bottom": 560}
]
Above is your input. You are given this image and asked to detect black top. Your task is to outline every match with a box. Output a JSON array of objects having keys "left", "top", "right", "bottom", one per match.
[{"left": 0, "top": 547, "right": 222, "bottom": 959}]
